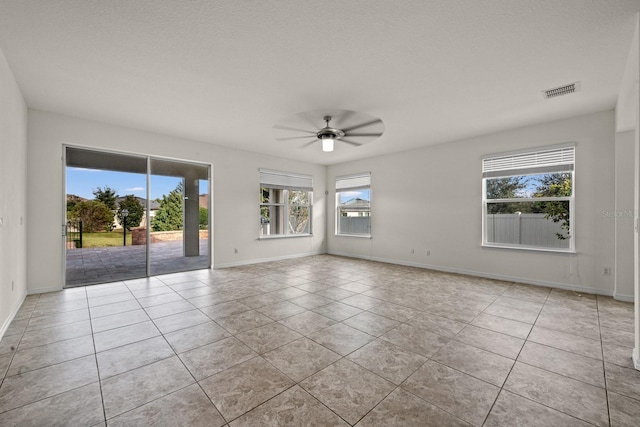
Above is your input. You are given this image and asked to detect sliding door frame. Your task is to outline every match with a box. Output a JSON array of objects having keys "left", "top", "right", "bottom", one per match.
[{"left": 62, "top": 144, "right": 212, "bottom": 286}]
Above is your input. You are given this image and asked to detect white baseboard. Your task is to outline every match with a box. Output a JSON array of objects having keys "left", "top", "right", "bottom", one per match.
[
  {"left": 214, "top": 251, "right": 325, "bottom": 269},
  {"left": 25, "top": 251, "right": 625, "bottom": 300},
  {"left": 612, "top": 292, "right": 634, "bottom": 302},
  {"left": 328, "top": 251, "right": 615, "bottom": 297},
  {"left": 0, "top": 289, "right": 27, "bottom": 342},
  {"left": 28, "top": 285, "right": 63, "bottom": 295}
]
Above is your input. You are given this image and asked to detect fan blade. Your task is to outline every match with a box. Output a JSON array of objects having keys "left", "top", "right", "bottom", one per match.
[
  {"left": 273, "top": 125, "right": 316, "bottom": 134},
  {"left": 340, "top": 138, "right": 364, "bottom": 146},
  {"left": 342, "top": 119, "right": 383, "bottom": 132},
  {"left": 344, "top": 133, "right": 383, "bottom": 137},
  {"left": 334, "top": 110, "right": 357, "bottom": 127},
  {"left": 298, "top": 111, "right": 323, "bottom": 129},
  {"left": 277, "top": 135, "right": 317, "bottom": 141},
  {"left": 298, "top": 139, "right": 318, "bottom": 149}
]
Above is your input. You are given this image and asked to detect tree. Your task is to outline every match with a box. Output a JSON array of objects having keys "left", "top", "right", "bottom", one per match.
[
  {"left": 199, "top": 207, "right": 208, "bottom": 229},
  {"left": 260, "top": 187, "right": 271, "bottom": 223},
  {"left": 116, "top": 195, "right": 144, "bottom": 230},
  {"left": 93, "top": 186, "right": 118, "bottom": 210},
  {"left": 152, "top": 182, "right": 183, "bottom": 231},
  {"left": 533, "top": 173, "right": 572, "bottom": 240},
  {"left": 66, "top": 194, "right": 85, "bottom": 212},
  {"left": 288, "top": 190, "right": 309, "bottom": 233},
  {"left": 69, "top": 200, "right": 114, "bottom": 232},
  {"left": 486, "top": 176, "right": 526, "bottom": 199},
  {"left": 485, "top": 176, "right": 530, "bottom": 214}
]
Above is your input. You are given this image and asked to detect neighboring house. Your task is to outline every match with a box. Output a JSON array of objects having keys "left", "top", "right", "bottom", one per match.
[
  {"left": 341, "top": 197, "right": 371, "bottom": 217},
  {"left": 199, "top": 194, "right": 208, "bottom": 209},
  {"left": 113, "top": 197, "right": 161, "bottom": 229}
]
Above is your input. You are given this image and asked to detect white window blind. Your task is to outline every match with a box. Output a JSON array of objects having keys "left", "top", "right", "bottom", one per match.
[
  {"left": 259, "top": 169, "right": 312, "bottom": 190},
  {"left": 336, "top": 173, "right": 371, "bottom": 191},
  {"left": 482, "top": 146, "right": 575, "bottom": 178}
]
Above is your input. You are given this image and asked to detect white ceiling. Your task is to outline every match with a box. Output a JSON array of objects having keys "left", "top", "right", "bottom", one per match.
[{"left": 0, "top": 1, "right": 638, "bottom": 165}]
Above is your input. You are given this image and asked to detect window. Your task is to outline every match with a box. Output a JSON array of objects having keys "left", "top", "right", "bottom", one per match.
[
  {"left": 482, "top": 145, "right": 575, "bottom": 251},
  {"left": 259, "top": 169, "right": 312, "bottom": 237},
  {"left": 336, "top": 173, "right": 371, "bottom": 236}
]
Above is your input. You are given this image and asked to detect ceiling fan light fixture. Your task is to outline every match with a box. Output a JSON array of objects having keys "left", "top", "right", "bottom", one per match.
[
  {"left": 274, "top": 111, "right": 384, "bottom": 152},
  {"left": 321, "top": 135, "right": 335, "bottom": 152}
]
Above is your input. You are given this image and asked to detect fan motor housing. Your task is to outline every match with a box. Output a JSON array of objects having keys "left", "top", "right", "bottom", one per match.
[{"left": 317, "top": 127, "right": 345, "bottom": 140}]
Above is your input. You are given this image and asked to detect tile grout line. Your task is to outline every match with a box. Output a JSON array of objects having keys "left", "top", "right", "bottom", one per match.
[
  {"left": 479, "top": 286, "right": 611, "bottom": 426},
  {"left": 1, "top": 257, "right": 635, "bottom": 425},
  {"left": 0, "top": 294, "right": 40, "bottom": 413},
  {"left": 106, "top": 280, "right": 223, "bottom": 424},
  {"left": 3, "top": 291, "right": 104, "bottom": 420},
  {"left": 86, "top": 285, "right": 110, "bottom": 426},
  {"left": 596, "top": 295, "right": 612, "bottom": 427},
  {"left": 478, "top": 281, "right": 545, "bottom": 426},
  {"left": 349, "top": 283, "right": 507, "bottom": 426}
]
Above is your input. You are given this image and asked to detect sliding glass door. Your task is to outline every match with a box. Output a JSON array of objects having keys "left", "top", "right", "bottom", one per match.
[
  {"left": 64, "top": 147, "right": 211, "bottom": 287},
  {"left": 149, "top": 158, "right": 210, "bottom": 276}
]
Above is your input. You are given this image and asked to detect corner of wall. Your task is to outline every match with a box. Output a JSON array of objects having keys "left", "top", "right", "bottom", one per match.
[{"left": 0, "top": 44, "right": 28, "bottom": 340}]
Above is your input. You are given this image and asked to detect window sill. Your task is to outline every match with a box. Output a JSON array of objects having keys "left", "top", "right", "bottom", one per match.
[
  {"left": 482, "top": 243, "right": 575, "bottom": 254},
  {"left": 335, "top": 233, "right": 372, "bottom": 239},
  {"left": 258, "top": 234, "right": 312, "bottom": 240}
]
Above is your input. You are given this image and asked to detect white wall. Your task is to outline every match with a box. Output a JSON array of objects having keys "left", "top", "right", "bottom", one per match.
[
  {"left": 27, "top": 110, "right": 326, "bottom": 293},
  {"left": 328, "top": 110, "right": 618, "bottom": 296},
  {"left": 628, "top": 13, "right": 640, "bottom": 372},
  {"left": 21, "top": 108, "right": 631, "bottom": 299},
  {"left": 615, "top": 130, "right": 635, "bottom": 301},
  {"left": 0, "top": 47, "right": 28, "bottom": 336}
]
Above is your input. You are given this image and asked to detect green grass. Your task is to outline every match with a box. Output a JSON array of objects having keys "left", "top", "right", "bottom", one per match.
[{"left": 79, "top": 231, "right": 132, "bottom": 248}]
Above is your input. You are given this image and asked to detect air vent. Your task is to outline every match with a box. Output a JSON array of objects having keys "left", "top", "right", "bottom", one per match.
[{"left": 542, "top": 82, "right": 579, "bottom": 99}]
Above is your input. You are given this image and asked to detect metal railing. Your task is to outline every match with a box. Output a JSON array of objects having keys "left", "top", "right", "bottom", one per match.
[{"left": 66, "top": 219, "right": 83, "bottom": 249}]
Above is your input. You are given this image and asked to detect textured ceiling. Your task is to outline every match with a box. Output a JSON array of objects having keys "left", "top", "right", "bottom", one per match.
[{"left": 0, "top": 1, "right": 638, "bottom": 165}]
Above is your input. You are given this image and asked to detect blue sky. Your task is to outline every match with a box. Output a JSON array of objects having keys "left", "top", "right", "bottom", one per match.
[
  {"left": 67, "top": 168, "right": 206, "bottom": 200},
  {"left": 339, "top": 189, "right": 370, "bottom": 203},
  {"left": 486, "top": 173, "right": 572, "bottom": 199}
]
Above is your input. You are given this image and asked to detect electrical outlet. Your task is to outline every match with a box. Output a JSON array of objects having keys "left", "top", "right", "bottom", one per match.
[
  {"left": 426, "top": 250, "right": 431, "bottom": 256},
  {"left": 234, "top": 248, "right": 238, "bottom": 254},
  {"left": 603, "top": 267, "right": 611, "bottom": 276},
  {"left": 410, "top": 248, "right": 414, "bottom": 254}
]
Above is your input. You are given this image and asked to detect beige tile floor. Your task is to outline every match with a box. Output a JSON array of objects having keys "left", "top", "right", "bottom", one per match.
[{"left": 0, "top": 254, "right": 639, "bottom": 426}]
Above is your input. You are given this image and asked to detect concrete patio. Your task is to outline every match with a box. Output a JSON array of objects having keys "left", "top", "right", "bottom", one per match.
[{"left": 65, "top": 239, "right": 209, "bottom": 286}]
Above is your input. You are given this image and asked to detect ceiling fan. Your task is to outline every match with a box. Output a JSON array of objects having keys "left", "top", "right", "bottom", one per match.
[{"left": 273, "top": 110, "right": 384, "bottom": 152}]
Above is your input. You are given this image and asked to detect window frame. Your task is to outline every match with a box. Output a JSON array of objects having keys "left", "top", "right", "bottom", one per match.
[
  {"left": 259, "top": 169, "right": 313, "bottom": 239},
  {"left": 335, "top": 173, "right": 372, "bottom": 238},
  {"left": 481, "top": 145, "right": 575, "bottom": 253}
]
